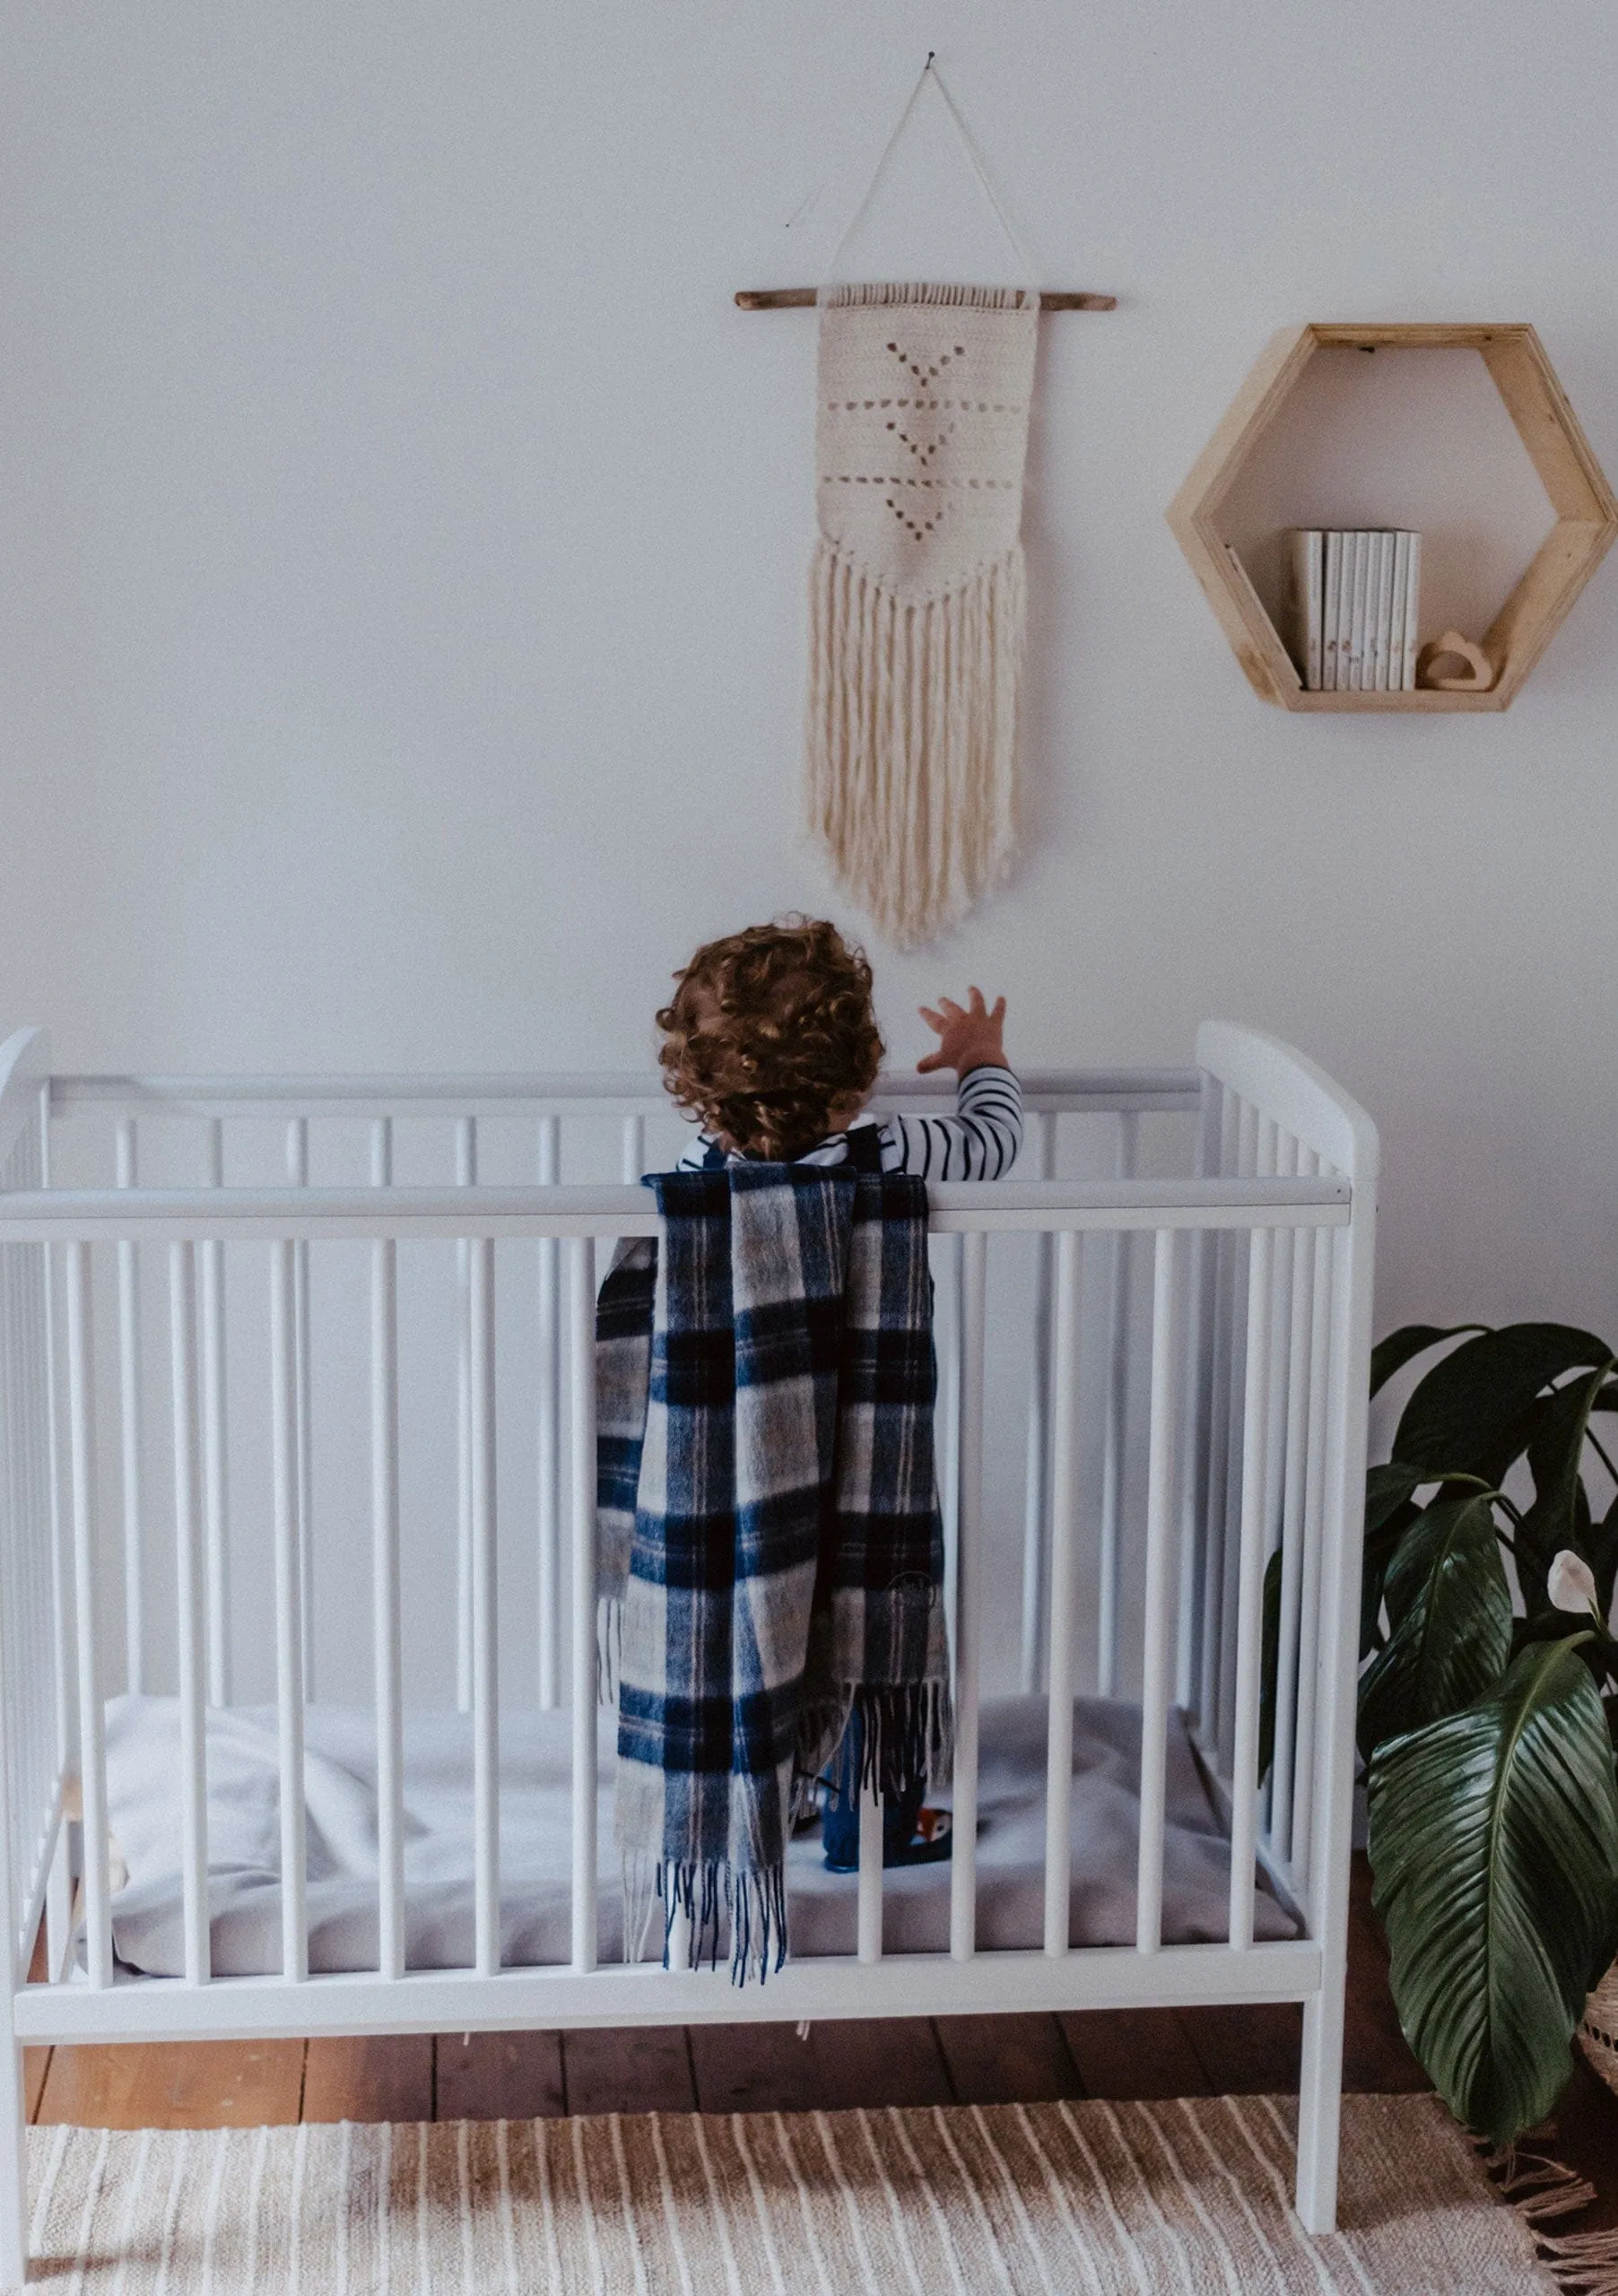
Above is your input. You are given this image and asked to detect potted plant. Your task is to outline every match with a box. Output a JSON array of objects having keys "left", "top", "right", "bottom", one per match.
[{"left": 1356, "top": 1322, "right": 1618, "bottom": 2143}]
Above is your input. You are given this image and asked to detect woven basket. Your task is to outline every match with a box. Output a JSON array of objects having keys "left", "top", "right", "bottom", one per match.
[{"left": 1580, "top": 1958, "right": 1618, "bottom": 2096}]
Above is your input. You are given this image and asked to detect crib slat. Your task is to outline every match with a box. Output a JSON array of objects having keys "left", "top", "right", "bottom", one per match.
[
  {"left": 1135, "top": 1229, "right": 1180, "bottom": 1953},
  {"left": 40, "top": 1100, "right": 74, "bottom": 1839},
  {"left": 455, "top": 1118, "right": 477, "bottom": 1716},
  {"left": 470, "top": 1237, "right": 500, "bottom": 1977},
  {"left": 1176, "top": 1079, "right": 1221, "bottom": 1713},
  {"left": 665, "top": 1904, "right": 692, "bottom": 1972},
  {"left": 1198, "top": 1087, "right": 1239, "bottom": 1739},
  {"left": 567, "top": 1234, "right": 597, "bottom": 1974},
  {"left": 38, "top": 1179, "right": 75, "bottom": 1979},
  {"left": 1097, "top": 1112, "right": 1137, "bottom": 1699},
  {"left": 620, "top": 1116, "right": 645, "bottom": 1185},
  {"left": 1291, "top": 1205, "right": 1335, "bottom": 1900},
  {"left": 857, "top": 1786, "right": 883, "bottom": 1964},
  {"left": 269, "top": 1239, "right": 307, "bottom": 1982},
  {"left": 65, "top": 1242, "right": 112, "bottom": 1989},
  {"left": 1042, "top": 1229, "right": 1082, "bottom": 1957},
  {"left": 370, "top": 1236, "right": 404, "bottom": 1979},
  {"left": 1257, "top": 1135, "right": 1295, "bottom": 1841},
  {"left": 114, "top": 1120, "right": 144, "bottom": 1697},
  {"left": 370, "top": 1118, "right": 393, "bottom": 1188},
  {"left": 1270, "top": 1162, "right": 1316, "bottom": 1865},
  {"left": 285, "top": 1120, "right": 315, "bottom": 1698},
  {"left": 537, "top": 1117, "right": 561, "bottom": 1709},
  {"left": 936, "top": 1231, "right": 963, "bottom": 1665},
  {"left": 1214, "top": 1099, "right": 1259, "bottom": 1763},
  {"left": 202, "top": 1120, "right": 230, "bottom": 1708},
  {"left": 170, "top": 1242, "right": 211, "bottom": 1985},
  {"left": 1226, "top": 1213, "right": 1274, "bottom": 1951},
  {"left": 1019, "top": 1111, "right": 1055, "bottom": 1696},
  {"left": 950, "top": 1230, "right": 987, "bottom": 1961}
]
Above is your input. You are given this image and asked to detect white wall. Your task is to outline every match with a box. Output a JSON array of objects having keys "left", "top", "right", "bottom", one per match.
[{"left": 5, "top": 0, "right": 1618, "bottom": 1352}]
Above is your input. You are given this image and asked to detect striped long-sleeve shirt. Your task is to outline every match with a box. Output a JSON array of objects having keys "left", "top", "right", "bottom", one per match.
[{"left": 675, "top": 1064, "right": 1023, "bottom": 1180}]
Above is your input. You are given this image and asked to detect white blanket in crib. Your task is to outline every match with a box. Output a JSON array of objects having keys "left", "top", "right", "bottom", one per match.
[{"left": 101, "top": 1693, "right": 1296, "bottom": 1978}]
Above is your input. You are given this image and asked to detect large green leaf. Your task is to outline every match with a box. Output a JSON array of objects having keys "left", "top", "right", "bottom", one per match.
[
  {"left": 1366, "top": 1460, "right": 1429, "bottom": 1532},
  {"left": 1515, "top": 1361, "right": 1613, "bottom": 1613},
  {"left": 1361, "top": 1461, "right": 1439, "bottom": 1657},
  {"left": 1592, "top": 1490, "right": 1618, "bottom": 1618},
  {"left": 1393, "top": 1324, "right": 1611, "bottom": 1481},
  {"left": 1370, "top": 1324, "right": 1490, "bottom": 1401},
  {"left": 1358, "top": 1494, "right": 1512, "bottom": 1760},
  {"left": 1368, "top": 1636, "right": 1618, "bottom": 2144}
]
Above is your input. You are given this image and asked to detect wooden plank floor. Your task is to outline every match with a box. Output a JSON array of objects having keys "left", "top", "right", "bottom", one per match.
[{"left": 28, "top": 1857, "right": 1618, "bottom": 2226}]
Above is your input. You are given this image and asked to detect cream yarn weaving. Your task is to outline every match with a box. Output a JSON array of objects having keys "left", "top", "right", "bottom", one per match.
[
  {"left": 803, "top": 61, "right": 1040, "bottom": 949},
  {"left": 806, "top": 283, "right": 1036, "bottom": 947}
]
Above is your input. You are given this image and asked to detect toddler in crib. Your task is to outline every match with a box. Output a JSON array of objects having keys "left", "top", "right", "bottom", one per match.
[
  {"left": 657, "top": 916, "right": 1021, "bottom": 1178},
  {"left": 656, "top": 916, "right": 1017, "bottom": 1871}
]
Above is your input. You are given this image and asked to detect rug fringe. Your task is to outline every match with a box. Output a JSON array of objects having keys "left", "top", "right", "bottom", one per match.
[
  {"left": 1530, "top": 2229, "right": 1618, "bottom": 2295},
  {"left": 1475, "top": 2133, "right": 1618, "bottom": 2288}
]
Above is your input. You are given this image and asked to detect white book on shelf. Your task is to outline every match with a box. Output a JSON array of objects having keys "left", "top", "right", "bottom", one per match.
[
  {"left": 1336, "top": 528, "right": 1360, "bottom": 691},
  {"left": 1388, "top": 534, "right": 1411, "bottom": 693},
  {"left": 1363, "top": 533, "right": 1382, "bottom": 690},
  {"left": 1322, "top": 530, "right": 1344, "bottom": 690},
  {"left": 1401, "top": 532, "right": 1422, "bottom": 689},
  {"left": 1340, "top": 527, "right": 1358, "bottom": 689},
  {"left": 1371, "top": 531, "right": 1396, "bottom": 690},
  {"left": 1289, "top": 529, "right": 1324, "bottom": 688}
]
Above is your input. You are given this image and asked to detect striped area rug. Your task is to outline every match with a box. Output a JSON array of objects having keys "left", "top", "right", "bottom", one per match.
[{"left": 22, "top": 2092, "right": 1565, "bottom": 2292}]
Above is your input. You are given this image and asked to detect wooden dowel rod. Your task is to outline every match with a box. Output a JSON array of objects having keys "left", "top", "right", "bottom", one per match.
[{"left": 735, "top": 287, "right": 1116, "bottom": 312}]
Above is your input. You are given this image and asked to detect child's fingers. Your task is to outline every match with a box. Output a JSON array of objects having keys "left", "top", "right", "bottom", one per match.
[
  {"left": 966, "top": 986, "right": 987, "bottom": 1015},
  {"left": 934, "top": 996, "right": 965, "bottom": 1021},
  {"left": 918, "top": 1005, "right": 946, "bottom": 1035},
  {"left": 915, "top": 1050, "right": 945, "bottom": 1073},
  {"left": 991, "top": 996, "right": 1006, "bottom": 1023}
]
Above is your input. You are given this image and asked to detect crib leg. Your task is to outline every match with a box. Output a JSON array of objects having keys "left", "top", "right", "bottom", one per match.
[
  {"left": 1294, "top": 1983, "right": 1344, "bottom": 2234},
  {"left": 0, "top": 2038, "right": 27, "bottom": 2287}
]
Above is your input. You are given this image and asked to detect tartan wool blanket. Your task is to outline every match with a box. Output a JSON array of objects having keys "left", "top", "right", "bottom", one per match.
[{"left": 596, "top": 1163, "right": 951, "bottom": 1980}]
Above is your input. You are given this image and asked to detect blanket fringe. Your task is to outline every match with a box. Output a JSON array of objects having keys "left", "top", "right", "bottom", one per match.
[
  {"left": 805, "top": 538, "right": 1022, "bottom": 949},
  {"left": 622, "top": 1858, "right": 790, "bottom": 1987},
  {"left": 795, "top": 1677, "right": 954, "bottom": 1811},
  {"left": 596, "top": 1596, "right": 622, "bottom": 1708}
]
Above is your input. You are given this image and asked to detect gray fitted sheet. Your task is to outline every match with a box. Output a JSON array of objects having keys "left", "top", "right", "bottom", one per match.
[{"left": 101, "top": 1692, "right": 1295, "bottom": 1978}]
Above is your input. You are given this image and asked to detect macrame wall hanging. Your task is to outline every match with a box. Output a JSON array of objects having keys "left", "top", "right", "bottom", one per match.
[
  {"left": 739, "top": 60, "right": 1113, "bottom": 949},
  {"left": 810, "top": 65, "right": 1040, "bottom": 948}
]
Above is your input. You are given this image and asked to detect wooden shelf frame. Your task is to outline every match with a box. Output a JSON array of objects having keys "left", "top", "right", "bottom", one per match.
[{"left": 1167, "top": 323, "right": 1618, "bottom": 712}]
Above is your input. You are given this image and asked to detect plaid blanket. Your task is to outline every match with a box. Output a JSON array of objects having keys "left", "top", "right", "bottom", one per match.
[{"left": 596, "top": 1162, "right": 950, "bottom": 1980}]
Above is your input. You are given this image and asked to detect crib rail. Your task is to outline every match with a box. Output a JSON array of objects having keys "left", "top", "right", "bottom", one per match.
[{"left": 50, "top": 1067, "right": 1203, "bottom": 1120}]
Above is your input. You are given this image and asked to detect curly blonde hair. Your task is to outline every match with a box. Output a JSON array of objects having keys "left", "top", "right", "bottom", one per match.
[{"left": 657, "top": 918, "right": 885, "bottom": 1161}]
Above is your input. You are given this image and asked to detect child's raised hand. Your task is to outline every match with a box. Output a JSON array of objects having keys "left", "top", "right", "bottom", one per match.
[{"left": 917, "top": 987, "right": 1008, "bottom": 1078}]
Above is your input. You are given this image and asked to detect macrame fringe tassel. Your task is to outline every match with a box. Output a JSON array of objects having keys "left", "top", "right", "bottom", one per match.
[{"left": 805, "top": 538, "right": 1023, "bottom": 950}]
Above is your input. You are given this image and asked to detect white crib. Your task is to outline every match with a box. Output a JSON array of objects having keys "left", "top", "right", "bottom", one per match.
[{"left": 0, "top": 1020, "right": 1375, "bottom": 2272}]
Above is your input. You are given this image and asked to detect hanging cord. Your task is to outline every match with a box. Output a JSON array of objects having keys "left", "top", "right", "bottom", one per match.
[{"left": 822, "top": 53, "right": 1040, "bottom": 294}]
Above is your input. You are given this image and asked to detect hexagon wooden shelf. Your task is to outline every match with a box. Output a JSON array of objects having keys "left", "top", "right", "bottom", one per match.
[{"left": 1167, "top": 323, "right": 1618, "bottom": 711}]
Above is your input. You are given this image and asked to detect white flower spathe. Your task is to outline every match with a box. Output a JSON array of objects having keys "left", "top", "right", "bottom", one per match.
[{"left": 1547, "top": 1548, "right": 1599, "bottom": 1614}]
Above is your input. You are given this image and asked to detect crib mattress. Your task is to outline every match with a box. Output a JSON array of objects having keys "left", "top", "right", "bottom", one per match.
[{"left": 100, "top": 1693, "right": 1296, "bottom": 1979}]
